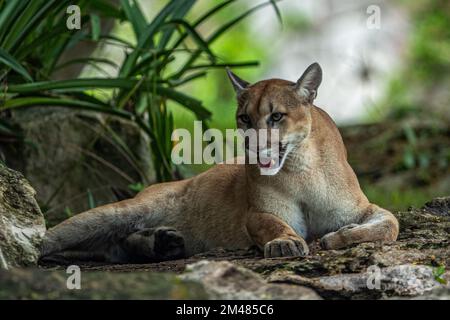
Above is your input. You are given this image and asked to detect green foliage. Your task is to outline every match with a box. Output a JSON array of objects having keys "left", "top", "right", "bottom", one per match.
[
  {"left": 363, "top": 184, "right": 437, "bottom": 212},
  {"left": 361, "top": 1, "right": 450, "bottom": 209},
  {"left": 282, "top": 11, "right": 312, "bottom": 32},
  {"left": 128, "top": 182, "right": 145, "bottom": 193},
  {"left": 401, "top": 125, "right": 431, "bottom": 171},
  {"left": 0, "top": 0, "right": 120, "bottom": 81},
  {"left": 433, "top": 265, "right": 447, "bottom": 285},
  {"left": 64, "top": 206, "right": 74, "bottom": 218},
  {"left": 0, "top": 0, "right": 279, "bottom": 182},
  {"left": 368, "top": 0, "right": 450, "bottom": 122},
  {"left": 409, "top": 1, "right": 450, "bottom": 81},
  {"left": 86, "top": 188, "right": 96, "bottom": 209}
]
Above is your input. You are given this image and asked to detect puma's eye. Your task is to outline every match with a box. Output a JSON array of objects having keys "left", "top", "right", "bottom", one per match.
[
  {"left": 238, "top": 114, "right": 251, "bottom": 124},
  {"left": 270, "top": 112, "right": 284, "bottom": 122}
]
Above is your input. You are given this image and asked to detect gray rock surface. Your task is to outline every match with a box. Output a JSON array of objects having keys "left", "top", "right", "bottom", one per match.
[
  {"left": 408, "top": 287, "right": 450, "bottom": 300},
  {"left": 180, "top": 260, "right": 321, "bottom": 300},
  {"left": 0, "top": 268, "right": 208, "bottom": 299},
  {"left": 268, "top": 264, "right": 449, "bottom": 299},
  {"left": 0, "top": 164, "right": 46, "bottom": 269},
  {"left": 423, "top": 197, "right": 450, "bottom": 217},
  {"left": 0, "top": 260, "right": 320, "bottom": 300}
]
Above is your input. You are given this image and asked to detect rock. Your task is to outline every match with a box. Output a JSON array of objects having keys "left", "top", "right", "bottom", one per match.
[
  {"left": 0, "top": 164, "right": 46, "bottom": 269},
  {"left": 408, "top": 287, "right": 450, "bottom": 300},
  {"left": 423, "top": 197, "right": 450, "bottom": 217},
  {"left": 268, "top": 264, "right": 449, "bottom": 299},
  {"left": 180, "top": 260, "right": 321, "bottom": 300},
  {"left": 0, "top": 261, "right": 321, "bottom": 300},
  {"left": 1, "top": 109, "right": 155, "bottom": 226},
  {"left": 0, "top": 268, "right": 208, "bottom": 299}
]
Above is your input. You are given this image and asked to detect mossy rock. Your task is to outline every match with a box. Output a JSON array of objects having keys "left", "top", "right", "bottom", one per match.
[
  {"left": 0, "top": 268, "right": 208, "bottom": 299},
  {"left": 0, "top": 164, "right": 46, "bottom": 269}
]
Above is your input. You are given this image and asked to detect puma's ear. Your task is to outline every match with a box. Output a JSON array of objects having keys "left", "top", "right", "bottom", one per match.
[
  {"left": 295, "top": 62, "right": 322, "bottom": 103},
  {"left": 226, "top": 67, "right": 250, "bottom": 94}
]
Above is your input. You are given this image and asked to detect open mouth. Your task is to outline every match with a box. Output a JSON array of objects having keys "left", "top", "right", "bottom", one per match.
[{"left": 257, "top": 143, "right": 288, "bottom": 172}]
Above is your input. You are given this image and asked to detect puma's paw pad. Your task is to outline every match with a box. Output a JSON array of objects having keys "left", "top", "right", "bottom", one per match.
[{"left": 264, "top": 237, "right": 309, "bottom": 258}]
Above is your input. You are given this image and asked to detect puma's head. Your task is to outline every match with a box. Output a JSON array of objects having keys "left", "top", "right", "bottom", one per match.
[{"left": 227, "top": 62, "right": 322, "bottom": 175}]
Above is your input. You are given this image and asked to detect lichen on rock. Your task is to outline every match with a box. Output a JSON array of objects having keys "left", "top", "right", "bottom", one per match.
[
  {"left": 180, "top": 260, "right": 321, "bottom": 300},
  {"left": 0, "top": 164, "right": 46, "bottom": 269}
]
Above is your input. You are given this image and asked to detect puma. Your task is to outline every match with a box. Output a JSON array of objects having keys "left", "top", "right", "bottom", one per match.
[{"left": 40, "top": 63, "right": 399, "bottom": 263}]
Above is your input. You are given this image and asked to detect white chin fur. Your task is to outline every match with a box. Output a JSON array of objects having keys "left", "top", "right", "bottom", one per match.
[{"left": 259, "top": 165, "right": 282, "bottom": 176}]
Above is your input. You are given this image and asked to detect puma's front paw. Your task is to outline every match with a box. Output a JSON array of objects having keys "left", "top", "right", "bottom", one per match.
[
  {"left": 320, "top": 224, "right": 359, "bottom": 250},
  {"left": 264, "top": 236, "right": 309, "bottom": 258}
]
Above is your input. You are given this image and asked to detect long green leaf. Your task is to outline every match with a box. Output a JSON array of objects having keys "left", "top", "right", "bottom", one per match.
[
  {"left": 119, "top": 0, "right": 181, "bottom": 77},
  {"left": 89, "top": 0, "right": 125, "bottom": 20},
  {"left": 157, "top": 86, "right": 211, "bottom": 119},
  {"left": 269, "top": 0, "right": 283, "bottom": 26},
  {"left": 159, "top": 0, "right": 237, "bottom": 73},
  {"left": 165, "top": 19, "right": 215, "bottom": 61},
  {"left": 87, "top": 189, "right": 96, "bottom": 209},
  {"left": 0, "top": 119, "right": 19, "bottom": 136},
  {"left": 5, "top": 78, "right": 136, "bottom": 92},
  {"left": 4, "top": 78, "right": 212, "bottom": 119},
  {"left": 193, "top": 0, "right": 236, "bottom": 27},
  {"left": 15, "top": 23, "right": 72, "bottom": 60},
  {"left": 0, "top": 0, "right": 30, "bottom": 43},
  {"left": 4, "top": 0, "right": 68, "bottom": 53},
  {"left": 1, "top": 97, "right": 132, "bottom": 119},
  {"left": 168, "top": 71, "right": 207, "bottom": 86},
  {"left": 55, "top": 57, "right": 120, "bottom": 71},
  {"left": 90, "top": 13, "right": 101, "bottom": 41},
  {"left": 120, "top": 0, "right": 147, "bottom": 37},
  {"left": 157, "top": 0, "right": 196, "bottom": 50},
  {"left": 208, "top": 0, "right": 278, "bottom": 44},
  {"left": 173, "top": 0, "right": 277, "bottom": 78},
  {"left": 0, "top": 48, "right": 33, "bottom": 82},
  {"left": 186, "top": 61, "right": 259, "bottom": 70},
  {"left": 99, "top": 34, "right": 135, "bottom": 49}
]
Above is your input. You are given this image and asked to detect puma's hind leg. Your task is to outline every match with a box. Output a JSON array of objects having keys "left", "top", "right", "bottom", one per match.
[
  {"left": 120, "top": 226, "right": 186, "bottom": 263},
  {"left": 320, "top": 204, "right": 399, "bottom": 250},
  {"left": 39, "top": 250, "right": 107, "bottom": 265},
  {"left": 40, "top": 226, "right": 186, "bottom": 264}
]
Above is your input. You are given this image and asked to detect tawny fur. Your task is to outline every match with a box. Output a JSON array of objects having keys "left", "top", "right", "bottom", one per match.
[{"left": 40, "top": 63, "right": 399, "bottom": 262}]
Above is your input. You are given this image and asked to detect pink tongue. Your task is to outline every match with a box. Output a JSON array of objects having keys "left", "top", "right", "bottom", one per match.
[{"left": 258, "top": 160, "right": 271, "bottom": 168}]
